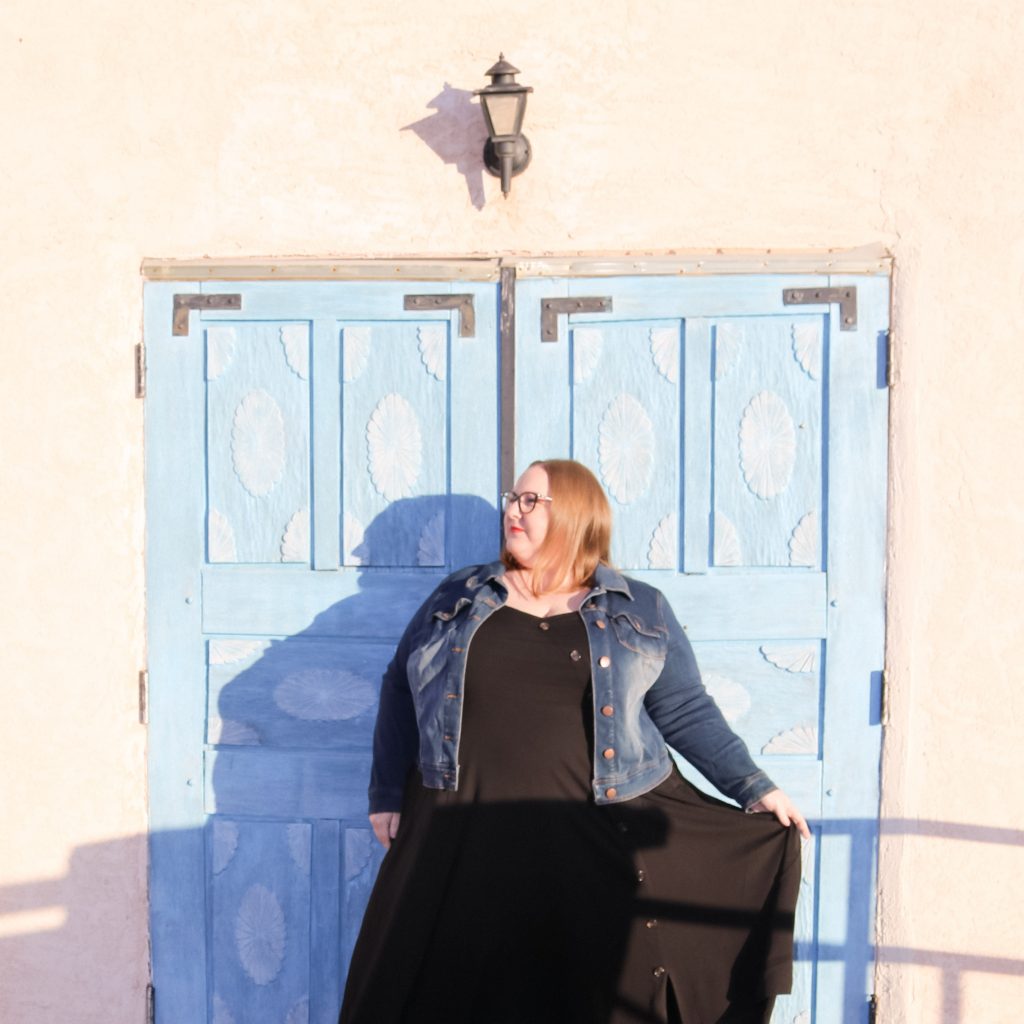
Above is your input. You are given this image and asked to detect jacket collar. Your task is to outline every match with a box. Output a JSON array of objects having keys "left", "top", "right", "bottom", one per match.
[{"left": 477, "top": 560, "right": 633, "bottom": 600}]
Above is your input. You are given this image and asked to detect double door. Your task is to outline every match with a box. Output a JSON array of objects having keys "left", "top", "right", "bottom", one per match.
[{"left": 146, "top": 270, "right": 888, "bottom": 1023}]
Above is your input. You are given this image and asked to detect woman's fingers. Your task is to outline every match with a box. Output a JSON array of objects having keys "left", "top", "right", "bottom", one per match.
[
  {"left": 749, "top": 789, "right": 812, "bottom": 839},
  {"left": 369, "top": 812, "right": 401, "bottom": 849}
]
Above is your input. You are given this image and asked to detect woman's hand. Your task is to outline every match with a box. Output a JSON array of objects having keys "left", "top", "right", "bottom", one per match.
[
  {"left": 747, "top": 789, "right": 811, "bottom": 839},
  {"left": 369, "top": 812, "right": 401, "bottom": 850}
]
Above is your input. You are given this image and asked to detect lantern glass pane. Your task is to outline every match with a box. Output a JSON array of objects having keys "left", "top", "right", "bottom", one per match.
[{"left": 485, "top": 93, "right": 521, "bottom": 136}]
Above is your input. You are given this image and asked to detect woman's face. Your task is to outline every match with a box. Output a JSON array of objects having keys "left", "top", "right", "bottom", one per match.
[{"left": 503, "top": 464, "right": 551, "bottom": 569}]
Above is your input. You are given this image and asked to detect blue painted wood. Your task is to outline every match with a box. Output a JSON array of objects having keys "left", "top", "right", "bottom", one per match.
[
  {"left": 147, "top": 279, "right": 502, "bottom": 1024},
  {"left": 149, "top": 273, "right": 887, "bottom": 1024},
  {"left": 519, "top": 274, "right": 888, "bottom": 1024},
  {"left": 145, "top": 281, "right": 213, "bottom": 1023}
]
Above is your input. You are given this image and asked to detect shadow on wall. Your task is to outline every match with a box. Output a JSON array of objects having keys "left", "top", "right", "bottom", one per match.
[{"left": 402, "top": 83, "right": 489, "bottom": 210}]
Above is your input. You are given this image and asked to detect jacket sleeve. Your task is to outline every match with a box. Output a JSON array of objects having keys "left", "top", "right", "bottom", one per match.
[
  {"left": 367, "top": 602, "right": 426, "bottom": 814},
  {"left": 642, "top": 590, "right": 777, "bottom": 809}
]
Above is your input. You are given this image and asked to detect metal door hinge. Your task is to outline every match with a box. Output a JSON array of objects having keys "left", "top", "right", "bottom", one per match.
[
  {"left": 135, "top": 343, "right": 146, "bottom": 398},
  {"left": 540, "top": 297, "right": 613, "bottom": 342},
  {"left": 880, "top": 670, "right": 889, "bottom": 727},
  {"left": 172, "top": 293, "right": 242, "bottom": 336},
  {"left": 868, "top": 993, "right": 878, "bottom": 1024},
  {"left": 139, "top": 670, "right": 149, "bottom": 725},
  {"left": 782, "top": 285, "right": 857, "bottom": 330},
  {"left": 146, "top": 982, "right": 155, "bottom": 1024},
  {"left": 885, "top": 328, "right": 893, "bottom": 387},
  {"left": 403, "top": 293, "right": 476, "bottom": 337}
]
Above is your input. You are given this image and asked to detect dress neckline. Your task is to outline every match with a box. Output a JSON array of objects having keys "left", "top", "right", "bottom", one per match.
[{"left": 500, "top": 605, "right": 581, "bottom": 623}]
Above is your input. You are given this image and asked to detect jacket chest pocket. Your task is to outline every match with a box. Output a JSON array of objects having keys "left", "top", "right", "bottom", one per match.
[
  {"left": 610, "top": 612, "right": 667, "bottom": 662},
  {"left": 409, "top": 597, "right": 471, "bottom": 693}
]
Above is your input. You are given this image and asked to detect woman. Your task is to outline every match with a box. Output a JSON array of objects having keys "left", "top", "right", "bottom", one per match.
[{"left": 340, "top": 460, "right": 809, "bottom": 1024}]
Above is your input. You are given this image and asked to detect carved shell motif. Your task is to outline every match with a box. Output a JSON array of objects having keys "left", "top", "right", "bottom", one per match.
[
  {"left": 280, "top": 508, "right": 310, "bottom": 562},
  {"left": 791, "top": 321, "right": 822, "bottom": 380},
  {"left": 345, "top": 829, "right": 375, "bottom": 882},
  {"left": 344, "top": 512, "right": 366, "bottom": 565},
  {"left": 739, "top": 391, "right": 796, "bottom": 499},
  {"left": 713, "top": 511, "right": 742, "bottom": 566},
  {"left": 417, "top": 324, "right": 447, "bottom": 381},
  {"left": 573, "top": 328, "right": 603, "bottom": 383},
  {"left": 418, "top": 511, "right": 445, "bottom": 566},
  {"left": 212, "top": 994, "right": 236, "bottom": 1024},
  {"left": 209, "top": 639, "right": 268, "bottom": 665},
  {"left": 286, "top": 823, "right": 311, "bottom": 876},
  {"left": 231, "top": 390, "right": 286, "bottom": 498},
  {"left": 789, "top": 512, "right": 818, "bottom": 567},
  {"left": 649, "top": 327, "right": 679, "bottom": 384},
  {"left": 703, "top": 672, "right": 751, "bottom": 723},
  {"left": 598, "top": 394, "right": 655, "bottom": 504},
  {"left": 279, "top": 324, "right": 310, "bottom": 380},
  {"left": 343, "top": 326, "right": 371, "bottom": 382},
  {"left": 212, "top": 820, "right": 239, "bottom": 875},
  {"left": 235, "top": 884, "right": 286, "bottom": 985},
  {"left": 760, "top": 644, "right": 818, "bottom": 673},
  {"left": 208, "top": 508, "right": 237, "bottom": 562},
  {"left": 367, "top": 393, "right": 423, "bottom": 501},
  {"left": 206, "top": 326, "right": 236, "bottom": 380},
  {"left": 761, "top": 725, "right": 818, "bottom": 755},
  {"left": 285, "top": 998, "right": 310, "bottom": 1024},
  {"left": 715, "top": 322, "right": 742, "bottom": 380},
  {"left": 647, "top": 514, "right": 677, "bottom": 569}
]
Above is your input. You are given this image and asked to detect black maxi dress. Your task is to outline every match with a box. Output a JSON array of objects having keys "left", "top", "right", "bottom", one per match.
[{"left": 339, "top": 607, "right": 801, "bottom": 1024}]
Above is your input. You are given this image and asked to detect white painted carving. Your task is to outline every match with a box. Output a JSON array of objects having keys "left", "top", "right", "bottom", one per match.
[
  {"left": 762, "top": 725, "right": 818, "bottom": 755},
  {"left": 208, "top": 508, "right": 238, "bottom": 563},
  {"left": 279, "top": 324, "right": 310, "bottom": 380},
  {"left": 649, "top": 326, "right": 679, "bottom": 384},
  {"left": 285, "top": 998, "right": 310, "bottom": 1024},
  {"left": 212, "top": 994, "right": 236, "bottom": 1024},
  {"left": 345, "top": 829, "right": 375, "bottom": 881},
  {"left": 212, "top": 820, "right": 239, "bottom": 875},
  {"left": 573, "top": 328, "right": 603, "bottom": 383},
  {"left": 344, "top": 512, "right": 366, "bottom": 565},
  {"left": 280, "top": 508, "right": 310, "bottom": 562},
  {"left": 417, "top": 324, "right": 447, "bottom": 381},
  {"left": 715, "top": 323, "right": 742, "bottom": 379},
  {"left": 418, "top": 511, "right": 445, "bottom": 566},
  {"left": 235, "top": 884, "right": 286, "bottom": 986},
  {"left": 209, "top": 638, "right": 268, "bottom": 665},
  {"left": 792, "top": 322, "right": 822, "bottom": 380},
  {"left": 793, "top": 1013, "right": 811, "bottom": 1024},
  {"left": 367, "top": 393, "right": 423, "bottom": 501},
  {"left": 598, "top": 393, "right": 655, "bottom": 504},
  {"left": 342, "top": 325, "right": 371, "bottom": 382},
  {"left": 286, "top": 824, "right": 311, "bottom": 875},
  {"left": 274, "top": 668, "right": 376, "bottom": 721},
  {"left": 206, "top": 326, "right": 236, "bottom": 380},
  {"left": 647, "top": 514, "right": 677, "bottom": 569},
  {"left": 208, "top": 717, "right": 260, "bottom": 745},
  {"left": 739, "top": 391, "right": 796, "bottom": 499},
  {"left": 714, "top": 511, "right": 742, "bottom": 566},
  {"left": 703, "top": 672, "right": 751, "bottom": 723},
  {"left": 789, "top": 511, "right": 818, "bottom": 567},
  {"left": 231, "top": 390, "right": 286, "bottom": 498},
  {"left": 760, "top": 644, "right": 818, "bottom": 673}
]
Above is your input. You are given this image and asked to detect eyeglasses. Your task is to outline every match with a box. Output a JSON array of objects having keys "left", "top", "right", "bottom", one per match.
[{"left": 501, "top": 491, "right": 553, "bottom": 515}]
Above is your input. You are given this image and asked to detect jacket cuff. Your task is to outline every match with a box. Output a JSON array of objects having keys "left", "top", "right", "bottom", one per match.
[
  {"left": 735, "top": 770, "right": 777, "bottom": 810},
  {"left": 367, "top": 787, "right": 405, "bottom": 815}
]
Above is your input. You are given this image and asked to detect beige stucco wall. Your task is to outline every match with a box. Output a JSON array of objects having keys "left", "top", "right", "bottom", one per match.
[{"left": 2, "top": 1, "right": 1022, "bottom": 1020}]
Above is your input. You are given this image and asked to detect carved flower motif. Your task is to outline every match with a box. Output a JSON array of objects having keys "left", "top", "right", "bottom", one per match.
[
  {"left": 231, "top": 390, "right": 286, "bottom": 498},
  {"left": 366, "top": 393, "right": 423, "bottom": 501},
  {"left": 273, "top": 668, "right": 376, "bottom": 721},
  {"left": 598, "top": 394, "right": 655, "bottom": 504},
  {"left": 739, "top": 391, "right": 796, "bottom": 499},
  {"left": 235, "top": 884, "right": 286, "bottom": 986}
]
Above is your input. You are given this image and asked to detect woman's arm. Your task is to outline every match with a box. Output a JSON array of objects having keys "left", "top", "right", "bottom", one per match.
[{"left": 644, "top": 591, "right": 809, "bottom": 835}]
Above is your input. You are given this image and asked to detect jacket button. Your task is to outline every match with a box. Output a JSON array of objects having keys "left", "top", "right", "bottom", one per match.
[
  {"left": 602, "top": 747, "right": 615, "bottom": 759},
  {"left": 601, "top": 705, "right": 614, "bottom": 717},
  {"left": 652, "top": 966, "right": 666, "bottom": 979},
  {"left": 645, "top": 919, "right": 658, "bottom": 929},
  {"left": 596, "top": 619, "right": 606, "bottom": 629},
  {"left": 605, "top": 787, "right": 618, "bottom": 798},
  {"left": 451, "top": 646, "right": 463, "bottom": 653},
  {"left": 599, "top": 655, "right": 611, "bottom": 668}
]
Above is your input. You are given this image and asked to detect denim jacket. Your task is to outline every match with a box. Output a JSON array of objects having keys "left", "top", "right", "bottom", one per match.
[{"left": 368, "top": 562, "right": 776, "bottom": 814}]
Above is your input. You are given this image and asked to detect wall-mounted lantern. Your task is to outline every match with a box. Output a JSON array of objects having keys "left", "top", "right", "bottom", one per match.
[{"left": 475, "top": 54, "right": 533, "bottom": 198}]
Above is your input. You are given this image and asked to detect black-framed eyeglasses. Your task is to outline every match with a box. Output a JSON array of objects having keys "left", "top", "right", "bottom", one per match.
[{"left": 501, "top": 491, "right": 553, "bottom": 515}]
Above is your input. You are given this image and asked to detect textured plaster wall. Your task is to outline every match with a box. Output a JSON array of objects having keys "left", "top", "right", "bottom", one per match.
[{"left": 1, "top": 1, "right": 1022, "bottom": 1020}]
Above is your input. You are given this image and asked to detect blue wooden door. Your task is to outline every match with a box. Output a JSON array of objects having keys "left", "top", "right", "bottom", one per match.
[
  {"left": 146, "top": 271, "right": 887, "bottom": 1024},
  {"left": 145, "top": 280, "right": 500, "bottom": 1023},
  {"left": 515, "top": 274, "right": 888, "bottom": 1024}
]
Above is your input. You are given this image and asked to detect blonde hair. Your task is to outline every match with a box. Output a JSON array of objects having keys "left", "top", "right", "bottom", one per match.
[{"left": 501, "top": 459, "right": 612, "bottom": 594}]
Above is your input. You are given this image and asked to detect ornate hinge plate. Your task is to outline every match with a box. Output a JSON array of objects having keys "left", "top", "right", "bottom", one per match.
[
  {"left": 403, "top": 294, "right": 476, "bottom": 337},
  {"left": 782, "top": 286, "right": 857, "bottom": 330},
  {"left": 540, "top": 297, "right": 613, "bottom": 342},
  {"left": 172, "top": 293, "right": 242, "bottom": 336}
]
